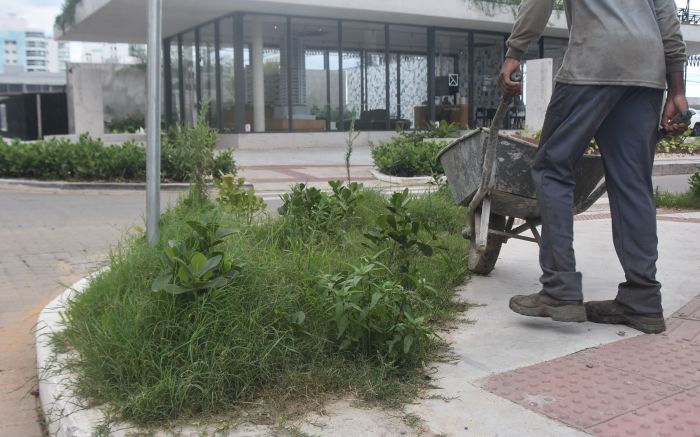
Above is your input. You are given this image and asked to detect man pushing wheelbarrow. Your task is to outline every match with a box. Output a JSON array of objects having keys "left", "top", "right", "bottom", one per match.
[{"left": 501, "top": 0, "right": 689, "bottom": 333}]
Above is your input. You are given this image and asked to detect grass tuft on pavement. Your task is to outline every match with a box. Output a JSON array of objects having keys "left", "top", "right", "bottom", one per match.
[{"left": 54, "top": 185, "right": 470, "bottom": 426}]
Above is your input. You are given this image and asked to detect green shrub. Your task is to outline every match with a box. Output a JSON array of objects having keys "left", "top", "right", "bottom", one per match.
[
  {"left": 365, "top": 189, "right": 436, "bottom": 276},
  {"left": 105, "top": 113, "right": 144, "bottom": 133},
  {"left": 55, "top": 186, "right": 470, "bottom": 424},
  {"left": 213, "top": 173, "right": 266, "bottom": 223},
  {"left": 657, "top": 129, "right": 700, "bottom": 154},
  {"left": 317, "top": 254, "right": 434, "bottom": 363},
  {"left": 371, "top": 137, "right": 447, "bottom": 177},
  {"left": 690, "top": 172, "right": 700, "bottom": 197},
  {"left": 151, "top": 213, "right": 241, "bottom": 296},
  {"left": 278, "top": 181, "right": 363, "bottom": 237},
  {"left": 0, "top": 105, "right": 235, "bottom": 183},
  {"left": 521, "top": 129, "right": 700, "bottom": 155},
  {"left": 0, "top": 135, "right": 147, "bottom": 181}
]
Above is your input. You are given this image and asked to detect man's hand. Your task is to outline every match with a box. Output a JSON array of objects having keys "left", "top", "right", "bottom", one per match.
[
  {"left": 498, "top": 58, "right": 522, "bottom": 97},
  {"left": 662, "top": 71, "right": 690, "bottom": 137},
  {"left": 661, "top": 93, "right": 690, "bottom": 136}
]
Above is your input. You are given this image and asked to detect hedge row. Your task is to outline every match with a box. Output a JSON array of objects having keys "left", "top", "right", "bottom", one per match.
[{"left": 0, "top": 134, "right": 234, "bottom": 182}]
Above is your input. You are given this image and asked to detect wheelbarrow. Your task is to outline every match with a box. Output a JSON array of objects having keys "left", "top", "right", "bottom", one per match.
[{"left": 436, "top": 84, "right": 607, "bottom": 275}]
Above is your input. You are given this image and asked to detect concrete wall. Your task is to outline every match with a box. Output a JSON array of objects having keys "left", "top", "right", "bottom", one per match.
[
  {"left": 66, "top": 62, "right": 146, "bottom": 135},
  {"left": 66, "top": 64, "right": 104, "bottom": 135},
  {"left": 524, "top": 58, "right": 553, "bottom": 133}
]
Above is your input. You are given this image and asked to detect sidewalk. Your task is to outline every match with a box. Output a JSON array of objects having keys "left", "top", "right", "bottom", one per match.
[
  {"left": 403, "top": 209, "right": 700, "bottom": 437},
  {"left": 3, "top": 146, "right": 699, "bottom": 436}
]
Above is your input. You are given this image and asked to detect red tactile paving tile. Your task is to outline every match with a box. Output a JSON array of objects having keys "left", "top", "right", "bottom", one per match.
[
  {"left": 674, "top": 297, "right": 700, "bottom": 321},
  {"left": 575, "top": 335, "right": 700, "bottom": 389},
  {"left": 666, "top": 318, "right": 700, "bottom": 343},
  {"left": 590, "top": 387, "right": 700, "bottom": 437},
  {"left": 481, "top": 358, "right": 681, "bottom": 429}
]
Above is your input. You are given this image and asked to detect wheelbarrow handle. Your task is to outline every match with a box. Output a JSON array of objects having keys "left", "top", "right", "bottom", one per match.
[
  {"left": 658, "top": 110, "right": 692, "bottom": 137},
  {"left": 467, "top": 71, "right": 523, "bottom": 217}
]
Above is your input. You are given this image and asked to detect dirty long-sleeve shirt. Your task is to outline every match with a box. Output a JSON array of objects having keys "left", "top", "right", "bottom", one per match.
[{"left": 506, "top": 0, "right": 687, "bottom": 89}]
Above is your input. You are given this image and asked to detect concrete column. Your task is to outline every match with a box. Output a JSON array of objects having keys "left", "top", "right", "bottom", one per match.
[
  {"left": 66, "top": 64, "right": 105, "bottom": 135},
  {"left": 524, "top": 58, "right": 553, "bottom": 133},
  {"left": 251, "top": 16, "right": 265, "bottom": 132}
]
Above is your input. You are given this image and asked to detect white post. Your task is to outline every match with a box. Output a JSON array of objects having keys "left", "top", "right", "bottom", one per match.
[
  {"left": 146, "top": 0, "right": 162, "bottom": 245},
  {"left": 524, "top": 58, "right": 553, "bottom": 133},
  {"left": 251, "top": 16, "right": 265, "bottom": 132}
]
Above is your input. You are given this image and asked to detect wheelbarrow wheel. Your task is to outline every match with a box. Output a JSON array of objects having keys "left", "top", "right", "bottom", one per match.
[{"left": 468, "top": 214, "right": 506, "bottom": 275}]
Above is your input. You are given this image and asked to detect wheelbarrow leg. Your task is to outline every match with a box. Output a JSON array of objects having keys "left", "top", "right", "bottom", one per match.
[
  {"left": 526, "top": 219, "right": 541, "bottom": 244},
  {"left": 475, "top": 196, "right": 492, "bottom": 254}
]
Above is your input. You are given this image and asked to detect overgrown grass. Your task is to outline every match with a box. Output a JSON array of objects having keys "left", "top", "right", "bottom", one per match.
[
  {"left": 655, "top": 172, "right": 700, "bottom": 210},
  {"left": 55, "top": 185, "right": 470, "bottom": 427},
  {"left": 655, "top": 189, "right": 700, "bottom": 209}
]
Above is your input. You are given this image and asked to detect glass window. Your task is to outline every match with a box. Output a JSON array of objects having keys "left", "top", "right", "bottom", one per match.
[
  {"left": 473, "top": 34, "right": 504, "bottom": 128},
  {"left": 199, "top": 23, "right": 217, "bottom": 127},
  {"left": 181, "top": 31, "right": 197, "bottom": 125},
  {"left": 170, "top": 38, "right": 181, "bottom": 124},
  {"left": 218, "top": 16, "right": 236, "bottom": 132},
  {"left": 388, "top": 25, "right": 427, "bottom": 131},
  {"left": 432, "top": 30, "right": 472, "bottom": 131},
  {"left": 0, "top": 104, "right": 7, "bottom": 132},
  {"left": 244, "top": 15, "right": 287, "bottom": 132},
  {"left": 290, "top": 18, "right": 339, "bottom": 132},
  {"left": 342, "top": 21, "right": 386, "bottom": 130}
]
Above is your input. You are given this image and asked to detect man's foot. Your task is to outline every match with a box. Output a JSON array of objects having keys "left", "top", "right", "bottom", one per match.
[
  {"left": 509, "top": 292, "right": 587, "bottom": 322},
  {"left": 585, "top": 300, "right": 665, "bottom": 334}
]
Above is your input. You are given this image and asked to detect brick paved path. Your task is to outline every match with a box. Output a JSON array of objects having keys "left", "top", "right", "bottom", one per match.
[
  {"left": 483, "top": 211, "right": 700, "bottom": 437},
  {"left": 0, "top": 187, "right": 180, "bottom": 436}
]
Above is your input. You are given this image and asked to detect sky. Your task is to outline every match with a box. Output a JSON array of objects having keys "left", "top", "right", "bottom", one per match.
[{"left": 3, "top": 0, "right": 700, "bottom": 94}]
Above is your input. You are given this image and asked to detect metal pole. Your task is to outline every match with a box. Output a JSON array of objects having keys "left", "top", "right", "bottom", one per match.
[
  {"left": 36, "top": 94, "right": 43, "bottom": 139},
  {"left": 146, "top": 0, "right": 162, "bottom": 245}
]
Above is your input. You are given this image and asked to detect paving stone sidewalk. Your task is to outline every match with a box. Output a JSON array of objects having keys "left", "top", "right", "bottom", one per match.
[
  {"left": 483, "top": 296, "right": 700, "bottom": 437},
  {"left": 0, "top": 188, "right": 180, "bottom": 437}
]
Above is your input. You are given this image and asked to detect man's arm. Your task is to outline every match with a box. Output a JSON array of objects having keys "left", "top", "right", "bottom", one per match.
[
  {"left": 499, "top": 0, "right": 555, "bottom": 96},
  {"left": 655, "top": 0, "right": 689, "bottom": 136}
]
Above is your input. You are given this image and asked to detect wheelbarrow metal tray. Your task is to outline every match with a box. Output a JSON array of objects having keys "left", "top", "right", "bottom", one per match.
[{"left": 437, "top": 129, "right": 605, "bottom": 218}]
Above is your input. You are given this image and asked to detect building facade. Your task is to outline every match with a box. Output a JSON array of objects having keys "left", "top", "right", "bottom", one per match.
[
  {"left": 0, "top": 30, "right": 57, "bottom": 73},
  {"left": 57, "top": 0, "right": 700, "bottom": 136}
]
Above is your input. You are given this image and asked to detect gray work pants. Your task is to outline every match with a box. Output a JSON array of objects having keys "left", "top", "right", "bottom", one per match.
[{"left": 533, "top": 84, "right": 664, "bottom": 314}]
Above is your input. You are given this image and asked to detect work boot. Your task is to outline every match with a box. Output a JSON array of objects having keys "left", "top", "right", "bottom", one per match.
[
  {"left": 585, "top": 300, "right": 666, "bottom": 334},
  {"left": 509, "top": 292, "right": 587, "bottom": 322}
]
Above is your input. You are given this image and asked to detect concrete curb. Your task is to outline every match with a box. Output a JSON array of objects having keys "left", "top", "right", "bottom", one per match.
[
  {"left": 651, "top": 159, "right": 700, "bottom": 176},
  {"left": 370, "top": 169, "right": 443, "bottom": 186},
  {"left": 36, "top": 274, "right": 108, "bottom": 437},
  {"left": 0, "top": 178, "right": 252, "bottom": 191}
]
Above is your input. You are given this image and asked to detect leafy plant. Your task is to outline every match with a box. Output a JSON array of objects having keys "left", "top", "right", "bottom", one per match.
[
  {"left": 317, "top": 254, "right": 434, "bottom": 362},
  {"left": 657, "top": 129, "right": 700, "bottom": 154},
  {"left": 425, "top": 120, "right": 460, "bottom": 139},
  {"left": 105, "top": 113, "right": 144, "bottom": 133},
  {"left": 152, "top": 214, "right": 240, "bottom": 295},
  {"left": 55, "top": 0, "right": 82, "bottom": 30},
  {"left": 370, "top": 137, "right": 447, "bottom": 177},
  {"left": 278, "top": 181, "right": 364, "bottom": 236},
  {"left": 365, "top": 189, "right": 436, "bottom": 275},
  {"left": 214, "top": 173, "right": 267, "bottom": 223},
  {"left": 690, "top": 172, "right": 700, "bottom": 197},
  {"left": 151, "top": 240, "right": 240, "bottom": 295},
  {"left": 345, "top": 118, "right": 360, "bottom": 184},
  {"left": 161, "top": 100, "right": 220, "bottom": 200}
]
